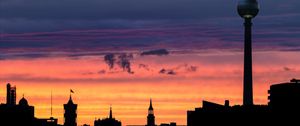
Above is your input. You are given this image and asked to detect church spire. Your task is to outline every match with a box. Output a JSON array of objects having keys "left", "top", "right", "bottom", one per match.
[
  {"left": 147, "top": 98, "right": 155, "bottom": 126},
  {"left": 149, "top": 99, "right": 153, "bottom": 110}
]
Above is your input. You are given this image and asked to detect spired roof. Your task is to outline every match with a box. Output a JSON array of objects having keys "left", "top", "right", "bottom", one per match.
[
  {"left": 109, "top": 106, "right": 113, "bottom": 119},
  {"left": 67, "top": 95, "right": 74, "bottom": 105},
  {"left": 149, "top": 99, "right": 153, "bottom": 110}
]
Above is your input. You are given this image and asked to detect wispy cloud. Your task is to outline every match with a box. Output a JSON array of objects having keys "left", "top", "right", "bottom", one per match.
[
  {"left": 159, "top": 64, "right": 198, "bottom": 76},
  {"left": 2, "top": 22, "right": 300, "bottom": 56},
  {"left": 141, "top": 49, "right": 169, "bottom": 56}
]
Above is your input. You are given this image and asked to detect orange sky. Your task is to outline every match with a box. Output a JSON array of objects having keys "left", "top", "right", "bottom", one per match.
[{"left": 0, "top": 50, "right": 299, "bottom": 125}]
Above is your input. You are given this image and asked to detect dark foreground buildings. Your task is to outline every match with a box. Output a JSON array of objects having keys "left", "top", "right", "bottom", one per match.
[
  {"left": 187, "top": 79, "right": 300, "bottom": 126},
  {"left": 159, "top": 123, "right": 176, "bottom": 126},
  {"left": 0, "top": 92, "right": 35, "bottom": 125},
  {"left": 187, "top": 101, "right": 270, "bottom": 126},
  {"left": 94, "top": 107, "right": 122, "bottom": 126},
  {"left": 268, "top": 79, "right": 300, "bottom": 112},
  {"left": 0, "top": 83, "right": 61, "bottom": 126}
]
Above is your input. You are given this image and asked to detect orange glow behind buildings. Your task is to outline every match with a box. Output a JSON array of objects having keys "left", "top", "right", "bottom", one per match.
[{"left": 1, "top": 50, "right": 300, "bottom": 125}]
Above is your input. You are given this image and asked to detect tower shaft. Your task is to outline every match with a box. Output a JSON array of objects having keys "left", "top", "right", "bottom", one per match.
[{"left": 243, "top": 18, "right": 253, "bottom": 106}]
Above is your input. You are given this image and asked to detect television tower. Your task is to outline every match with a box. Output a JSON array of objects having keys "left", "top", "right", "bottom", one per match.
[{"left": 237, "top": 0, "right": 259, "bottom": 106}]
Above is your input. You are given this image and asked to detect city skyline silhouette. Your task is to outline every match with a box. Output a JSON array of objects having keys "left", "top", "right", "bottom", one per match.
[
  {"left": 2, "top": 78, "right": 300, "bottom": 126},
  {"left": 1, "top": 0, "right": 300, "bottom": 126}
]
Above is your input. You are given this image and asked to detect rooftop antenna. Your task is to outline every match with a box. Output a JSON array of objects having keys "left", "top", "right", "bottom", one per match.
[{"left": 51, "top": 90, "right": 53, "bottom": 117}]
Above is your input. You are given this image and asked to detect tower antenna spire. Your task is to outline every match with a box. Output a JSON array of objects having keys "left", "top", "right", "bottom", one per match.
[{"left": 51, "top": 90, "right": 53, "bottom": 117}]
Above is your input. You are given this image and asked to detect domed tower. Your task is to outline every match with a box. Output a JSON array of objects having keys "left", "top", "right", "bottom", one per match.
[
  {"left": 64, "top": 95, "right": 77, "bottom": 126},
  {"left": 237, "top": 0, "right": 259, "bottom": 106},
  {"left": 146, "top": 99, "right": 155, "bottom": 126},
  {"left": 18, "top": 95, "right": 35, "bottom": 118},
  {"left": 19, "top": 96, "right": 29, "bottom": 106}
]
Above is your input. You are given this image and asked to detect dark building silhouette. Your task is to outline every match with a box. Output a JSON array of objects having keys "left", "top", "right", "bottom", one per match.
[
  {"left": 187, "top": 78, "right": 300, "bottom": 126},
  {"left": 36, "top": 117, "right": 60, "bottom": 126},
  {"left": 146, "top": 99, "right": 155, "bottom": 126},
  {"left": 6, "top": 83, "right": 16, "bottom": 105},
  {"left": 187, "top": 100, "right": 270, "bottom": 126},
  {"left": 0, "top": 83, "right": 62, "bottom": 126},
  {"left": 0, "top": 84, "right": 35, "bottom": 126},
  {"left": 94, "top": 107, "right": 122, "bottom": 126},
  {"left": 64, "top": 95, "right": 77, "bottom": 126},
  {"left": 268, "top": 79, "right": 300, "bottom": 112},
  {"left": 159, "top": 123, "right": 176, "bottom": 126},
  {"left": 0, "top": 96, "right": 35, "bottom": 125}
]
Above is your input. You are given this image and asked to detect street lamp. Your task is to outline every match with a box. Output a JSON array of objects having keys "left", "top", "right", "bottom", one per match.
[{"left": 237, "top": 0, "right": 259, "bottom": 106}]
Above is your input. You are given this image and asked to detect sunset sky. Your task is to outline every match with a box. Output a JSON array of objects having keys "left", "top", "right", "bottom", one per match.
[{"left": 1, "top": 0, "right": 300, "bottom": 125}]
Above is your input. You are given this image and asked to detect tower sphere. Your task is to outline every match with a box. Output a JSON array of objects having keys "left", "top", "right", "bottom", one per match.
[{"left": 237, "top": 0, "right": 259, "bottom": 19}]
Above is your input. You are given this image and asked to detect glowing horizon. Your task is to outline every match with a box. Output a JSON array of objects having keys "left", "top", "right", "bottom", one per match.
[{"left": 1, "top": 50, "right": 299, "bottom": 125}]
